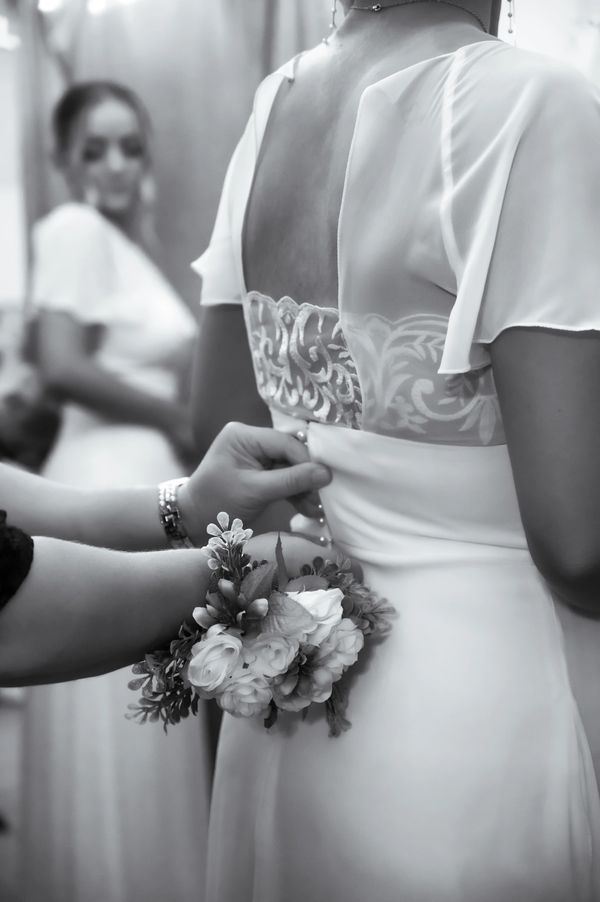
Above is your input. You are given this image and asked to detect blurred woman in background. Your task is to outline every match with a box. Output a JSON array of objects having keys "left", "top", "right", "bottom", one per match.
[{"left": 22, "top": 81, "right": 204, "bottom": 902}]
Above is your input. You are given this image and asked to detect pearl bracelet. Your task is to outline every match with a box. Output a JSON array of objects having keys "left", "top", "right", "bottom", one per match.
[{"left": 158, "top": 477, "right": 195, "bottom": 549}]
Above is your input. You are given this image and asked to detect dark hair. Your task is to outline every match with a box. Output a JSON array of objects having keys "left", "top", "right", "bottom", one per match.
[{"left": 52, "top": 80, "right": 152, "bottom": 158}]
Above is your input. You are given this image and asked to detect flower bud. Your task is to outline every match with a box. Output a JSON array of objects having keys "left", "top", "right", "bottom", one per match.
[{"left": 218, "top": 578, "right": 238, "bottom": 602}]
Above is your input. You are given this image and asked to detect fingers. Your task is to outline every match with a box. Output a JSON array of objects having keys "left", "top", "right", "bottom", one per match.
[
  {"left": 289, "top": 491, "right": 324, "bottom": 520},
  {"left": 210, "top": 423, "right": 332, "bottom": 522},
  {"left": 223, "top": 423, "right": 313, "bottom": 469},
  {"left": 251, "top": 461, "right": 331, "bottom": 503}
]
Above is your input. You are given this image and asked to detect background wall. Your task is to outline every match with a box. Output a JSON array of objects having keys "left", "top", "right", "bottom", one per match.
[{"left": 500, "top": 0, "right": 600, "bottom": 81}]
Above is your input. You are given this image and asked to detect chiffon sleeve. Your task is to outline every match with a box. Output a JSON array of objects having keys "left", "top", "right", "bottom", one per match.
[
  {"left": 440, "top": 55, "right": 600, "bottom": 374},
  {"left": 0, "top": 510, "right": 33, "bottom": 610},
  {"left": 31, "top": 203, "right": 114, "bottom": 325}
]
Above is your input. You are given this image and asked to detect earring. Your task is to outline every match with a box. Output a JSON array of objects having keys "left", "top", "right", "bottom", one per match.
[
  {"left": 322, "top": 0, "right": 338, "bottom": 45},
  {"left": 139, "top": 173, "right": 156, "bottom": 208}
]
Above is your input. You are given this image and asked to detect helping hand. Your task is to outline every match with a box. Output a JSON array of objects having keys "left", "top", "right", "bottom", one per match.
[{"left": 179, "top": 422, "right": 332, "bottom": 546}]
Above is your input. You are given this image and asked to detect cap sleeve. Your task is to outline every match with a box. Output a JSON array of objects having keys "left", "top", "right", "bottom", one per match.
[
  {"left": 440, "top": 52, "right": 600, "bottom": 374},
  {"left": 31, "top": 203, "right": 114, "bottom": 325}
]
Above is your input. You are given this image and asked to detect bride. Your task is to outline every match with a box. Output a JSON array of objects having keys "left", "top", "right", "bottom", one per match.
[{"left": 192, "top": 1, "right": 600, "bottom": 899}]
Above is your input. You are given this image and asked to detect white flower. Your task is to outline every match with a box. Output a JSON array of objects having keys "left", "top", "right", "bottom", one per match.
[
  {"left": 272, "top": 678, "right": 313, "bottom": 712},
  {"left": 272, "top": 620, "right": 364, "bottom": 711},
  {"left": 218, "top": 666, "right": 272, "bottom": 718},
  {"left": 187, "top": 625, "right": 242, "bottom": 695},
  {"left": 314, "top": 619, "right": 364, "bottom": 679},
  {"left": 243, "top": 634, "right": 299, "bottom": 679},
  {"left": 286, "top": 588, "right": 344, "bottom": 646}
]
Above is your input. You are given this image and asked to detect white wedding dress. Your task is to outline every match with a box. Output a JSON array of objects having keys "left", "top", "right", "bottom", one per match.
[
  {"left": 194, "top": 41, "right": 600, "bottom": 901},
  {"left": 22, "top": 203, "right": 210, "bottom": 902}
]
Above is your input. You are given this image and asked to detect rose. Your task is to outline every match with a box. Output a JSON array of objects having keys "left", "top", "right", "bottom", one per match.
[
  {"left": 271, "top": 656, "right": 315, "bottom": 712},
  {"left": 243, "top": 634, "right": 299, "bottom": 679},
  {"left": 187, "top": 625, "right": 242, "bottom": 695},
  {"left": 314, "top": 619, "right": 364, "bottom": 678},
  {"left": 286, "top": 588, "right": 344, "bottom": 646},
  {"left": 272, "top": 620, "right": 364, "bottom": 711},
  {"left": 272, "top": 672, "right": 313, "bottom": 712},
  {"left": 218, "top": 666, "right": 273, "bottom": 718},
  {"left": 274, "top": 661, "right": 335, "bottom": 708}
]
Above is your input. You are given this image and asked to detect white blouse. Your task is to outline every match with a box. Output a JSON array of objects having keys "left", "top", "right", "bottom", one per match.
[{"left": 33, "top": 202, "right": 197, "bottom": 401}]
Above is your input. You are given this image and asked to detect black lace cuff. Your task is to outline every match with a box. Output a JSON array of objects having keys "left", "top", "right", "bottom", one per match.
[{"left": 0, "top": 510, "right": 34, "bottom": 610}]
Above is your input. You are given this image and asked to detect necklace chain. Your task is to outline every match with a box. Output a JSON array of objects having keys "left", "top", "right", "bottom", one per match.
[{"left": 348, "top": 0, "right": 487, "bottom": 33}]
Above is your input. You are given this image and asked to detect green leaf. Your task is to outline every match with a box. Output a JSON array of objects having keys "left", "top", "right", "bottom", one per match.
[
  {"left": 240, "top": 561, "right": 276, "bottom": 603},
  {"left": 285, "top": 574, "right": 329, "bottom": 592},
  {"left": 261, "top": 591, "right": 314, "bottom": 638},
  {"left": 325, "top": 682, "right": 352, "bottom": 737},
  {"left": 131, "top": 661, "right": 148, "bottom": 675},
  {"left": 264, "top": 700, "right": 279, "bottom": 730},
  {"left": 275, "top": 534, "right": 288, "bottom": 588},
  {"left": 145, "top": 652, "right": 167, "bottom": 671}
]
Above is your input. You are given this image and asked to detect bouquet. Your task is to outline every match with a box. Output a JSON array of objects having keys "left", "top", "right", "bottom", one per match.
[{"left": 128, "top": 513, "right": 394, "bottom": 737}]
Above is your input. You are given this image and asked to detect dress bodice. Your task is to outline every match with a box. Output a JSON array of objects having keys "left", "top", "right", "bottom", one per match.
[{"left": 197, "top": 40, "right": 600, "bottom": 442}]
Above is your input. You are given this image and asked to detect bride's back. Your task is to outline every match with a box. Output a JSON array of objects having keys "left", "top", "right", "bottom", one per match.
[{"left": 243, "top": 19, "right": 497, "bottom": 307}]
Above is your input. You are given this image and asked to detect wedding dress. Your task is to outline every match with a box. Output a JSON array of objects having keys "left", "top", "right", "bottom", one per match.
[
  {"left": 22, "top": 203, "right": 210, "bottom": 902},
  {"left": 194, "top": 41, "right": 600, "bottom": 901}
]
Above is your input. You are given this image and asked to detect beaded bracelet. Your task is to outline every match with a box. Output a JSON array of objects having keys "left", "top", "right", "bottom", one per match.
[{"left": 158, "top": 478, "right": 195, "bottom": 549}]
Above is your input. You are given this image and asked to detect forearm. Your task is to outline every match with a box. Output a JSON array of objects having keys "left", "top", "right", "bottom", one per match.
[
  {"left": 1, "top": 464, "right": 170, "bottom": 550},
  {"left": 46, "top": 358, "right": 176, "bottom": 431},
  {"left": 0, "top": 537, "right": 209, "bottom": 685},
  {"left": 532, "top": 549, "right": 600, "bottom": 619}
]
